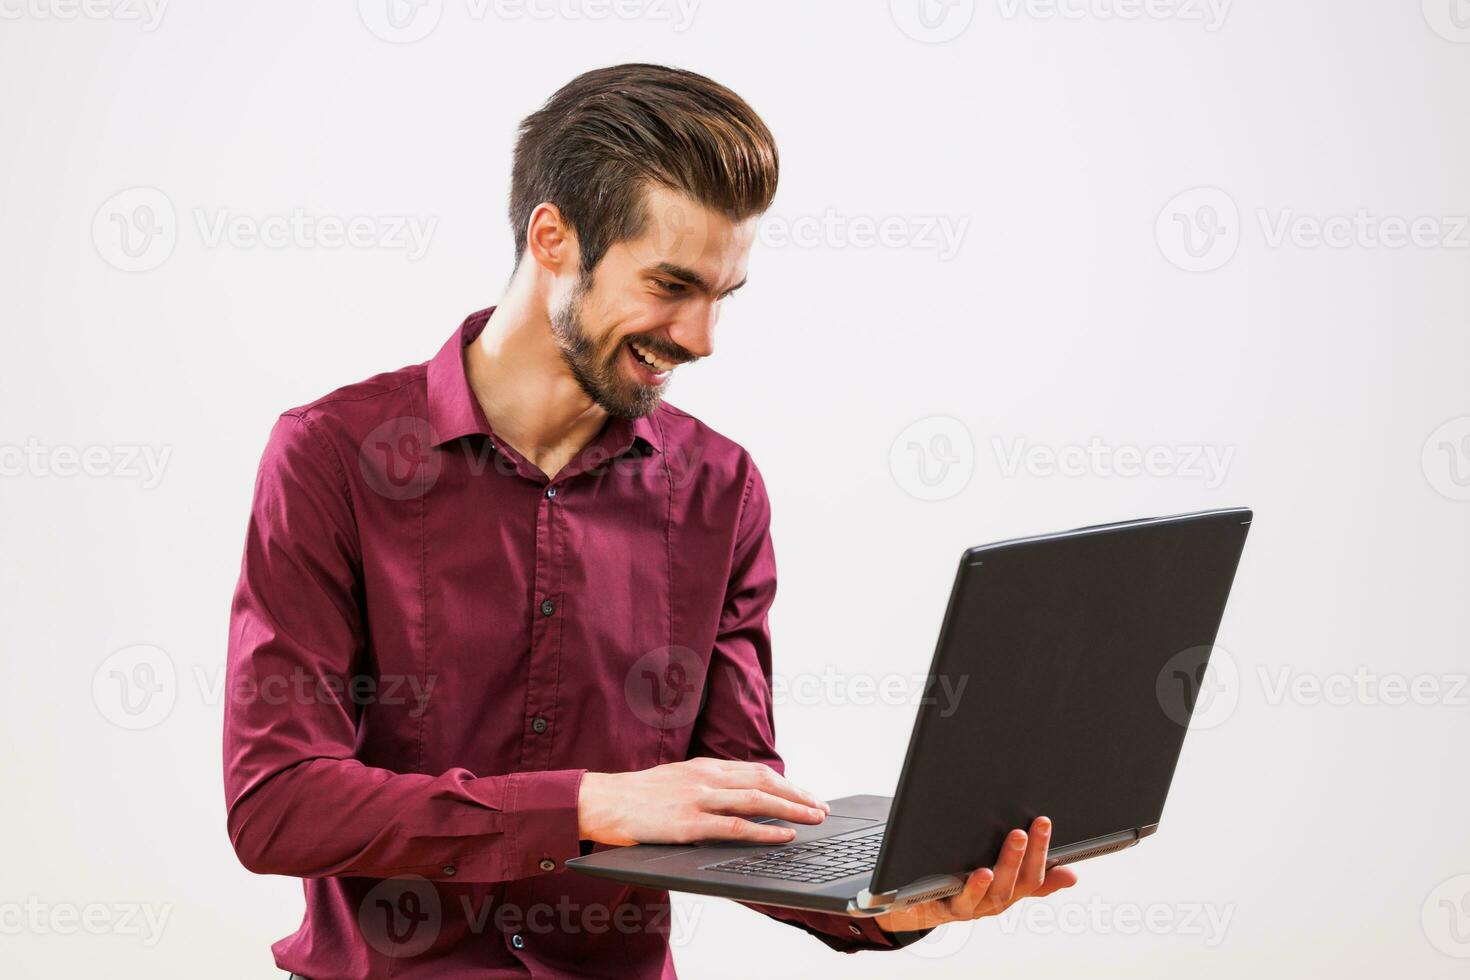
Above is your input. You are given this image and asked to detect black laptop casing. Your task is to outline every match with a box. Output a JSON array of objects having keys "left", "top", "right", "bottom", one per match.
[{"left": 870, "top": 508, "right": 1251, "bottom": 893}]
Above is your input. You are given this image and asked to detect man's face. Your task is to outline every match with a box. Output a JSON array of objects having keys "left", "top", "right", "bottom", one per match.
[{"left": 550, "top": 185, "right": 757, "bottom": 419}]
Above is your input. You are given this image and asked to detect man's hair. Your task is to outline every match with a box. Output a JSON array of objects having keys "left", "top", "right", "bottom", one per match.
[{"left": 510, "top": 63, "right": 779, "bottom": 276}]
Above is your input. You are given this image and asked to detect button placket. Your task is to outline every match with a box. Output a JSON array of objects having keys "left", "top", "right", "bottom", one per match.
[{"left": 523, "top": 479, "right": 563, "bottom": 773}]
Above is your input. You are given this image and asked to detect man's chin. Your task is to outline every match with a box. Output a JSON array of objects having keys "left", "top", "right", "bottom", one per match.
[
  {"left": 592, "top": 380, "right": 663, "bottom": 421},
  {"left": 602, "top": 395, "right": 662, "bottom": 421}
]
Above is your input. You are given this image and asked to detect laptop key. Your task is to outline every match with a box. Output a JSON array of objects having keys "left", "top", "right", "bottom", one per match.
[{"left": 705, "top": 829, "right": 885, "bottom": 882}]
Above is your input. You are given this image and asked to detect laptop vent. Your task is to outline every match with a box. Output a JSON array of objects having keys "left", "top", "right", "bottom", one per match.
[
  {"left": 895, "top": 882, "right": 964, "bottom": 909},
  {"left": 1053, "top": 838, "right": 1138, "bottom": 866}
]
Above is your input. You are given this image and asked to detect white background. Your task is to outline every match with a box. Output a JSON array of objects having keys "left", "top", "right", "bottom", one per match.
[{"left": 3, "top": 1, "right": 1469, "bottom": 977}]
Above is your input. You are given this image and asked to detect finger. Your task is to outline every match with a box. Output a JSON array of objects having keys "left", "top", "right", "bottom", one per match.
[
  {"left": 701, "top": 788, "right": 827, "bottom": 825},
  {"left": 717, "top": 762, "right": 826, "bottom": 811},
  {"left": 1012, "top": 816, "right": 1053, "bottom": 899},
  {"left": 717, "top": 762, "right": 827, "bottom": 813},
  {"left": 692, "top": 812, "right": 799, "bottom": 844},
  {"left": 899, "top": 893, "right": 958, "bottom": 934},
  {"left": 979, "top": 828, "right": 1028, "bottom": 914},
  {"left": 888, "top": 862, "right": 1000, "bottom": 932},
  {"left": 1034, "top": 864, "right": 1079, "bottom": 898},
  {"left": 892, "top": 894, "right": 958, "bottom": 933},
  {"left": 942, "top": 865, "right": 996, "bottom": 920}
]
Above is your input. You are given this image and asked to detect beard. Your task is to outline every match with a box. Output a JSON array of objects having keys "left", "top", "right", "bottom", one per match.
[{"left": 549, "top": 273, "right": 667, "bottom": 420}]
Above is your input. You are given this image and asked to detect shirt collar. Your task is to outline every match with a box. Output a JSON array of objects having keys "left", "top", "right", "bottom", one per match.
[{"left": 426, "top": 306, "right": 663, "bottom": 458}]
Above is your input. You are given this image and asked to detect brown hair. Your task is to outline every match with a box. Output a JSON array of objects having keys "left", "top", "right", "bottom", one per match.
[{"left": 510, "top": 63, "right": 779, "bottom": 276}]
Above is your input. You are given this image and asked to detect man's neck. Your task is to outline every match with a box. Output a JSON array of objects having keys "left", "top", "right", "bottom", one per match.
[{"left": 464, "top": 280, "right": 609, "bottom": 481}]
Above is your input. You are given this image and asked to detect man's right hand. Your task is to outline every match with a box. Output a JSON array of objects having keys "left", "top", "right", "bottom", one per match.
[{"left": 577, "top": 758, "right": 830, "bottom": 846}]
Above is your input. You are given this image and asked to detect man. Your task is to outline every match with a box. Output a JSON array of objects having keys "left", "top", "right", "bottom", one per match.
[{"left": 223, "top": 63, "right": 1077, "bottom": 979}]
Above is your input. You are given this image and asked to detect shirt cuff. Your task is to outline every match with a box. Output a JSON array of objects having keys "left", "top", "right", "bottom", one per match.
[
  {"left": 504, "top": 768, "right": 586, "bottom": 880},
  {"left": 853, "top": 916, "right": 934, "bottom": 950}
]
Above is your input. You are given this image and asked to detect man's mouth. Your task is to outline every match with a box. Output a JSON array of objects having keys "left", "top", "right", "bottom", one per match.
[{"left": 626, "top": 338, "right": 676, "bottom": 381}]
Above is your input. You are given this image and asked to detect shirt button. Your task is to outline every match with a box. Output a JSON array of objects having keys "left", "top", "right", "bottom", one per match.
[
  {"left": 540, "top": 598, "right": 555, "bottom": 616},
  {"left": 545, "top": 487, "right": 557, "bottom": 498},
  {"left": 848, "top": 923, "right": 862, "bottom": 936},
  {"left": 539, "top": 858, "right": 556, "bottom": 872},
  {"left": 441, "top": 865, "right": 456, "bottom": 877},
  {"left": 531, "top": 716, "right": 548, "bottom": 734},
  {"left": 510, "top": 933, "right": 525, "bottom": 950}
]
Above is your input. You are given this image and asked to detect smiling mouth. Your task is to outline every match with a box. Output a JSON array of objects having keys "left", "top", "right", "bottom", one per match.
[{"left": 626, "top": 338, "right": 677, "bottom": 376}]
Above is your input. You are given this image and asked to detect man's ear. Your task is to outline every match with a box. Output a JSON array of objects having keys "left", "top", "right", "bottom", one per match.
[{"left": 524, "top": 201, "right": 580, "bottom": 276}]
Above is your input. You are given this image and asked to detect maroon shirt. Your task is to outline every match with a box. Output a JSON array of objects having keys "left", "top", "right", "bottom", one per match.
[{"left": 223, "top": 308, "right": 925, "bottom": 978}]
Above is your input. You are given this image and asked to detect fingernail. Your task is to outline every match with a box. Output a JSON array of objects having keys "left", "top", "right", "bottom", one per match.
[{"left": 1037, "top": 817, "right": 1051, "bottom": 832}]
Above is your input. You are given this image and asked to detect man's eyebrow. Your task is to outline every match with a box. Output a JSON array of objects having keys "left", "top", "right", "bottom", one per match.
[{"left": 653, "top": 262, "right": 747, "bottom": 296}]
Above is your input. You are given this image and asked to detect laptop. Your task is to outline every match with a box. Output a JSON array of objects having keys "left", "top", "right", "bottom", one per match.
[{"left": 567, "top": 508, "right": 1252, "bottom": 917}]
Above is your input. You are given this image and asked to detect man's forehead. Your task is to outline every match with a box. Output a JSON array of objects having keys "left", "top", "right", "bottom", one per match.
[{"left": 626, "top": 184, "right": 756, "bottom": 287}]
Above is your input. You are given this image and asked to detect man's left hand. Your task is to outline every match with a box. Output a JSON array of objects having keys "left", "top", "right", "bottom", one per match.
[{"left": 872, "top": 816, "right": 1079, "bottom": 934}]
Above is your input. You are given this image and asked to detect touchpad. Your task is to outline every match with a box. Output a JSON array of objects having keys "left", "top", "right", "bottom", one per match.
[{"left": 742, "top": 814, "right": 876, "bottom": 845}]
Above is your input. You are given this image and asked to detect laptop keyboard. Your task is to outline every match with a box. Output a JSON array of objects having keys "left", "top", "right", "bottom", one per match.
[{"left": 704, "top": 828, "right": 884, "bottom": 884}]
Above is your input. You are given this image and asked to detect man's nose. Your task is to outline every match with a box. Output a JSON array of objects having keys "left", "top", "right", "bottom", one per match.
[{"left": 669, "top": 301, "right": 718, "bottom": 361}]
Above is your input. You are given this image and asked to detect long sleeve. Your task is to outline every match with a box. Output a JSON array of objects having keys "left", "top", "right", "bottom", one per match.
[
  {"left": 222, "top": 412, "right": 584, "bottom": 882},
  {"left": 686, "top": 458, "right": 934, "bottom": 953}
]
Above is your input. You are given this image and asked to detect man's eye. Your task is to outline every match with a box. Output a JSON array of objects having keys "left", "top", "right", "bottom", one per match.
[{"left": 655, "top": 279, "right": 686, "bottom": 294}]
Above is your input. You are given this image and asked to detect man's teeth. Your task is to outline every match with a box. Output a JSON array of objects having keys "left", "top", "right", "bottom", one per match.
[{"left": 630, "top": 340, "right": 673, "bottom": 373}]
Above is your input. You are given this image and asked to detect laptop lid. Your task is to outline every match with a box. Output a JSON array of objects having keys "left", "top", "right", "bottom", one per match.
[{"left": 869, "top": 508, "right": 1252, "bottom": 895}]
